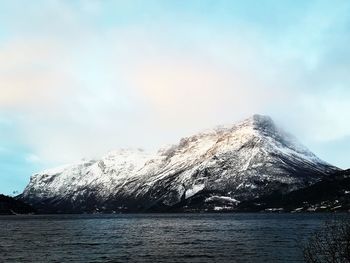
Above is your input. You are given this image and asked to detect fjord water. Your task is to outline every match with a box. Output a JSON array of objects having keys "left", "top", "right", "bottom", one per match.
[{"left": 0, "top": 213, "right": 345, "bottom": 263}]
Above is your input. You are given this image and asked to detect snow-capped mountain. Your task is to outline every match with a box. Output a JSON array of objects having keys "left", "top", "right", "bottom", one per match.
[{"left": 20, "top": 115, "right": 338, "bottom": 213}]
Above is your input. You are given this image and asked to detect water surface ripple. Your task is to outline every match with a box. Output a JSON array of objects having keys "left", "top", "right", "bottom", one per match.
[{"left": 0, "top": 213, "right": 344, "bottom": 263}]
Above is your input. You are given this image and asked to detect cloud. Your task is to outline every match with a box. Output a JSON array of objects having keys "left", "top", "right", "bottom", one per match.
[
  {"left": 0, "top": 0, "right": 349, "bottom": 170},
  {"left": 25, "top": 154, "right": 41, "bottom": 163},
  {"left": 0, "top": 36, "right": 81, "bottom": 110},
  {"left": 123, "top": 45, "right": 286, "bottom": 129}
]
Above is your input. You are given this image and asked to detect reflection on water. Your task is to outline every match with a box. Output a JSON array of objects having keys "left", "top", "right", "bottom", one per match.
[{"left": 0, "top": 213, "right": 345, "bottom": 262}]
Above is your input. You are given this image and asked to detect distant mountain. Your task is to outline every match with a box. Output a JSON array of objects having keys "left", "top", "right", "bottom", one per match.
[
  {"left": 19, "top": 114, "right": 338, "bottom": 213},
  {"left": 0, "top": 194, "right": 36, "bottom": 215}
]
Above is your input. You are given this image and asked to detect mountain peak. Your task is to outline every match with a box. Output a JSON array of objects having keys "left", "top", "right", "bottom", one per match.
[
  {"left": 243, "top": 114, "right": 275, "bottom": 129},
  {"left": 252, "top": 114, "right": 277, "bottom": 133},
  {"left": 235, "top": 114, "right": 284, "bottom": 137},
  {"left": 251, "top": 114, "right": 273, "bottom": 124},
  {"left": 229, "top": 114, "right": 278, "bottom": 137}
]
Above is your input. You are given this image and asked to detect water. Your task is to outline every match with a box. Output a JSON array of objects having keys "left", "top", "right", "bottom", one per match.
[{"left": 0, "top": 213, "right": 346, "bottom": 263}]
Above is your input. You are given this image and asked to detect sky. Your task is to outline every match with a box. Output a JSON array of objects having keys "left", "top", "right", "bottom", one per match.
[{"left": 1, "top": 0, "right": 350, "bottom": 195}]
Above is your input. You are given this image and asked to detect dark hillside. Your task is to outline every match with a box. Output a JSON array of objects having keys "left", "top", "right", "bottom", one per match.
[
  {"left": 0, "top": 194, "right": 36, "bottom": 215},
  {"left": 237, "top": 169, "right": 350, "bottom": 212}
]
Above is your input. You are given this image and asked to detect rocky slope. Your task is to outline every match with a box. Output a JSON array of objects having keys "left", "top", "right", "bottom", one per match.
[{"left": 20, "top": 115, "right": 338, "bottom": 213}]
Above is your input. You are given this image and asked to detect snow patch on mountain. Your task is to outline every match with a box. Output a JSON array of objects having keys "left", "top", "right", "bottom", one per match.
[{"left": 185, "top": 184, "right": 205, "bottom": 199}]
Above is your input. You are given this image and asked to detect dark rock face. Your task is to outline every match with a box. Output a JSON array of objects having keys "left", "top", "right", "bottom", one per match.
[
  {"left": 19, "top": 115, "right": 339, "bottom": 213},
  {"left": 0, "top": 194, "right": 36, "bottom": 215}
]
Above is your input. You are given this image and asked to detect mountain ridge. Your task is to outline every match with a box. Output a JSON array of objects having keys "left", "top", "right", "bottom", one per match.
[{"left": 20, "top": 114, "right": 339, "bottom": 213}]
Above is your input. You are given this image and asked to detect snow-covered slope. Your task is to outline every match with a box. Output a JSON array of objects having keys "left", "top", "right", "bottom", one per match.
[{"left": 20, "top": 115, "right": 338, "bottom": 213}]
